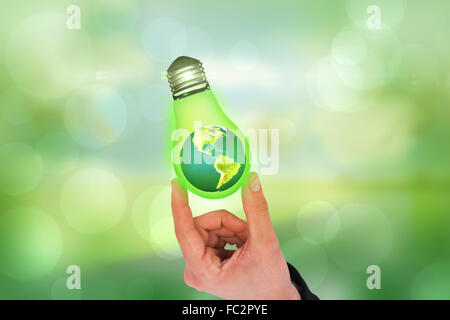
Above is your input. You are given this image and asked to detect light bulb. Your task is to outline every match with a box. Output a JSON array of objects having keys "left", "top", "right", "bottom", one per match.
[{"left": 167, "top": 56, "right": 251, "bottom": 199}]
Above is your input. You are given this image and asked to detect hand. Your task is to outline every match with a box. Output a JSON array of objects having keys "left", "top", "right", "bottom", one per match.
[{"left": 171, "top": 172, "right": 300, "bottom": 300}]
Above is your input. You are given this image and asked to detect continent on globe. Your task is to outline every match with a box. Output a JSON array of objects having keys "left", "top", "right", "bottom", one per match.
[
  {"left": 192, "top": 126, "right": 226, "bottom": 156},
  {"left": 179, "top": 125, "right": 246, "bottom": 193},
  {"left": 214, "top": 155, "right": 240, "bottom": 189}
]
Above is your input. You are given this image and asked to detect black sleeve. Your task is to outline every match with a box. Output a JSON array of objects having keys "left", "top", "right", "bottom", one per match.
[{"left": 287, "top": 262, "right": 319, "bottom": 300}]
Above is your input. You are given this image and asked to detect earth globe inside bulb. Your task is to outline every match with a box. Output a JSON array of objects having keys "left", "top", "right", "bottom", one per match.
[{"left": 180, "top": 125, "right": 247, "bottom": 192}]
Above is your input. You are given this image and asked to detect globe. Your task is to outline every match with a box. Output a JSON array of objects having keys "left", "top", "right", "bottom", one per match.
[{"left": 180, "top": 125, "right": 247, "bottom": 192}]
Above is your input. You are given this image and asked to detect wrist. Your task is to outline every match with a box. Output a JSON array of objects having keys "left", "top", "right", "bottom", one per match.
[{"left": 283, "top": 283, "right": 301, "bottom": 300}]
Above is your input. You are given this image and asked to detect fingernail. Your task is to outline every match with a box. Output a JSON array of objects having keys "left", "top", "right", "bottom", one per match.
[{"left": 250, "top": 174, "right": 261, "bottom": 193}]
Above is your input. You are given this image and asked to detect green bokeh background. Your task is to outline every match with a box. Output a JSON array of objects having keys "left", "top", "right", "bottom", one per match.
[{"left": 1, "top": 0, "right": 449, "bottom": 299}]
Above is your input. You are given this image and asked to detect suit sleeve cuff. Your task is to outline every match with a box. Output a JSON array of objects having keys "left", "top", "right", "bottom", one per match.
[{"left": 287, "top": 262, "right": 319, "bottom": 300}]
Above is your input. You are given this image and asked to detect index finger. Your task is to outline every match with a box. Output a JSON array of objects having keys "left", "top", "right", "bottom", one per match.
[
  {"left": 171, "top": 179, "right": 194, "bottom": 234},
  {"left": 171, "top": 179, "right": 205, "bottom": 263}
]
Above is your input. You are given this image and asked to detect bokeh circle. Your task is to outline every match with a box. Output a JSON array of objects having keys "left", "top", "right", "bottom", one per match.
[
  {"left": 0, "top": 142, "right": 42, "bottom": 195},
  {"left": 37, "top": 132, "right": 79, "bottom": 176},
  {"left": 282, "top": 238, "right": 329, "bottom": 290},
  {"left": 141, "top": 18, "right": 186, "bottom": 63},
  {"left": 65, "top": 85, "right": 127, "bottom": 148},
  {"left": 410, "top": 262, "right": 450, "bottom": 299},
  {"left": 5, "top": 12, "right": 92, "bottom": 99},
  {"left": 325, "top": 204, "right": 393, "bottom": 271},
  {"left": 332, "top": 29, "right": 368, "bottom": 67},
  {"left": 307, "top": 57, "right": 361, "bottom": 112},
  {"left": 297, "top": 201, "right": 340, "bottom": 243},
  {"left": 61, "top": 168, "right": 127, "bottom": 234},
  {"left": 138, "top": 82, "right": 171, "bottom": 122},
  {"left": 0, "top": 207, "right": 62, "bottom": 280}
]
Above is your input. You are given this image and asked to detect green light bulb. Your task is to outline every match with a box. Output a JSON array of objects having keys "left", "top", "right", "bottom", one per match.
[{"left": 167, "top": 56, "right": 251, "bottom": 199}]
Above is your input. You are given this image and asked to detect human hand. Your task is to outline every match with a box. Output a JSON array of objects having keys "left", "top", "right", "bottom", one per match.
[{"left": 171, "top": 172, "right": 300, "bottom": 300}]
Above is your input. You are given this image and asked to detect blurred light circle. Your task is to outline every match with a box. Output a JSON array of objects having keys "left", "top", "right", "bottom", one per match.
[
  {"left": 150, "top": 217, "right": 182, "bottom": 260},
  {"left": 333, "top": 51, "right": 385, "bottom": 90},
  {"left": 61, "top": 168, "right": 126, "bottom": 234},
  {"left": 332, "top": 29, "right": 367, "bottom": 67},
  {"left": 37, "top": 132, "right": 79, "bottom": 176},
  {"left": 363, "top": 27, "right": 403, "bottom": 81},
  {"left": 325, "top": 204, "right": 393, "bottom": 271},
  {"left": 93, "top": 0, "right": 140, "bottom": 33},
  {"left": 282, "top": 238, "right": 328, "bottom": 290},
  {"left": 141, "top": 18, "right": 187, "bottom": 63},
  {"left": 269, "top": 117, "right": 297, "bottom": 145},
  {"left": 113, "top": 89, "right": 141, "bottom": 141},
  {"left": 0, "top": 207, "right": 62, "bottom": 280},
  {"left": 132, "top": 185, "right": 161, "bottom": 242},
  {"left": 229, "top": 41, "right": 259, "bottom": 71},
  {"left": 320, "top": 267, "right": 367, "bottom": 299},
  {"left": 149, "top": 186, "right": 182, "bottom": 259},
  {"left": 0, "top": 142, "right": 42, "bottom": 195},
  {"left": 332, "top": 26, "right": 402, "bottom": 91},
  {"left": 346, "top": 0, "right": 408, "bottom": 28},
  {"left": 0, "top": 87, "right": 33, "bottom": 125},
  {"left": 5, "top": 13, "right": 92, "bottom": 100},
  {"left": 149, "top": 186, "right": 171, "bottom": 225},
  {"left": 51, "top": 277, "right": 82, "bottom": 300},
  {"left": 297, "top": 201, "right": 340, "bottom": 243},
  {"left": 411, "top": 262, "right": 450, "bottom": 299},
  {"left": 172, "top": 27, "right": 214, "bottom": 61},
  {"left": 307, "top": 57, "right": 361, "bottom": 112},
  {"left": 138, "top": 83, "right": 171, "bottom": 122},
  {"left": 65, "top": 85, "right": 127, "bottom": 148}
]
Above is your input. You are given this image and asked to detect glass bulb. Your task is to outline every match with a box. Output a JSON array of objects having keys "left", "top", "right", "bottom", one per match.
[{"left": 167, "top": 56, "right": 251, "bottom": 199}]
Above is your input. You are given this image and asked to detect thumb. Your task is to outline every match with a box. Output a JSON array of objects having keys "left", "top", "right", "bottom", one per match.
[{"left": 241, "top": 172, "right": 276, "bottom": 244}]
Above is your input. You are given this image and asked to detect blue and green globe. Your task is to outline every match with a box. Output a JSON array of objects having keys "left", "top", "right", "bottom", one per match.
[{"left": 180, "top": 125, "right": 247, "bottom": 192}]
